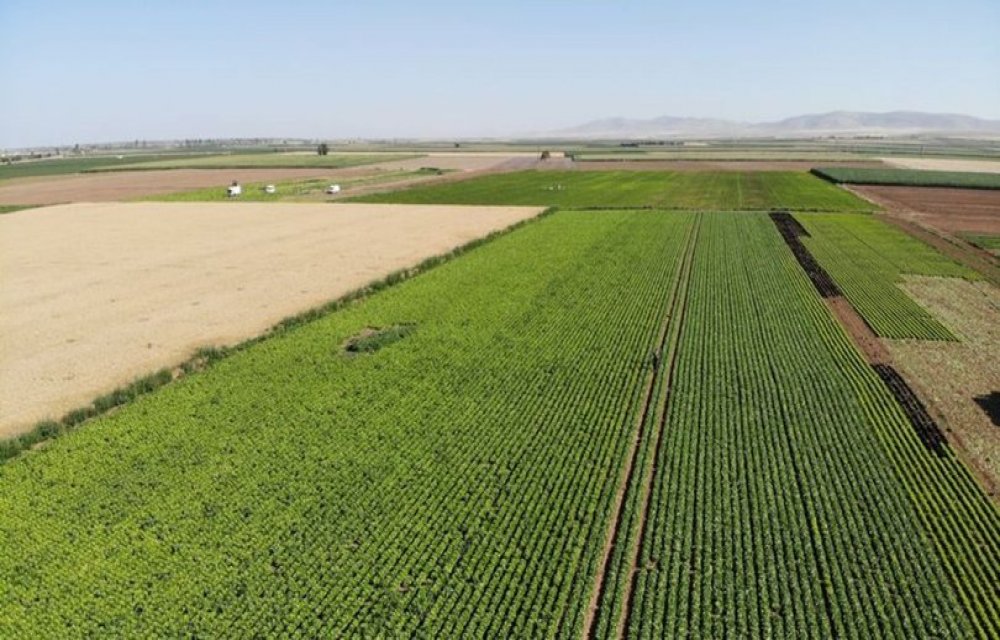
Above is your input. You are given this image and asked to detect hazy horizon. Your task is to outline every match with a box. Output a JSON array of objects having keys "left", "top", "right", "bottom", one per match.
[{"left": 2, "top": 1, "right": 998, "bottom": 148}]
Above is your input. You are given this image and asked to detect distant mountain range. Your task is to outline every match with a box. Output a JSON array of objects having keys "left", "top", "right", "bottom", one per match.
[{"left": 542, "top": 111, "right": 1000, "bottom": 139}]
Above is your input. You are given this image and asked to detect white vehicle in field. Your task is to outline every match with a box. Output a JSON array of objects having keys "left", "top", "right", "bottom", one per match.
[
  {"left": 326, "top": 184, "right": 341, "bottom": 195},
  {"left": 226, "top": 181, "right": 242, "bottom": 197},
  {"left": 264, "top": 184, "right": 276, "bottom": 194}
]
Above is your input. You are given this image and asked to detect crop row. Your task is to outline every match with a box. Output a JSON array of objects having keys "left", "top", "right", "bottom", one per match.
[
  {"left": 0, "top": 210, "right": 693, "bottom": 637},
  {"left": 354, "top": 170, "right": 874, "bottom": 212},
  {"left": 798, "top": 213, "right": 978, "bottom": 339},
  {"left": 616, "top": 213, "right": 998, "bottom": 638},
  {"left": 813, "top": 166, "right": 1000, "bottom": 190}
]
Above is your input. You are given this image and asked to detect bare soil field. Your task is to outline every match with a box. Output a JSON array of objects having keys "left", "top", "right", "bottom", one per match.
[
  {"left": 887, "top": 276, "right": 1000, "bottom": 497},
  {"left": 882, "top": 157, "right": 1000, "bottom": 174},
  {"left": 853, "top": 185, "right": 1000, "bottom": 235},
  {"left": 0, "top": 201, "right": 542, "bottom": 437},
  {"left": 575, "top": 160, "right": 885, "bottom": 172}
]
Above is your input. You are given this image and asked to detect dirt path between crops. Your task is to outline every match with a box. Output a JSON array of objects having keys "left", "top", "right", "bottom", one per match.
[
  {"left": 824, "top": 297, "right": 891, "bottom": 364},
  {"left": 580, "top": 216, "right": 700, "bottom": 640},
  {"left": 0, "top": 202, "right": 543, "bottom": 437}
]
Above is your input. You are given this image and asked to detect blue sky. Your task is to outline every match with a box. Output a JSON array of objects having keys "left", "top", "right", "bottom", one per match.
[{"left": 1, "top": 1, "right": 998, "bottom": 147}]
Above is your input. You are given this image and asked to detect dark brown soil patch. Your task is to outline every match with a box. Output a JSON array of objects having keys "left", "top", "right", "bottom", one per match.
[{"left": 853, "top": 185, "right": 1000, "bottom": 235}]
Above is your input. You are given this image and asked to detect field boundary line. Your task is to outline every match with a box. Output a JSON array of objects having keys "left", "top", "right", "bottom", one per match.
[
  {"left": 580, "top": 214, "right": 700, "bottom": 639},
  {"left": 0, "top": 206, "right": 555, "bottom": 463}
]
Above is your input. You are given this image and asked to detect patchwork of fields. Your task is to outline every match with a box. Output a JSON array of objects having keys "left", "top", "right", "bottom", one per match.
[
  {"left": 355, "top": 170, "right": 874, "bottom": 211},
  {"left": 2, "top": 204, "right": 997, "bottom": 637},
  {"left": 799, "top": 213, "right": 979, "bottom": 339}
]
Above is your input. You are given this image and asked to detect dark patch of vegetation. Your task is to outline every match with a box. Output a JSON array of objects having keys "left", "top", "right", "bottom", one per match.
[
  {"left": 812, "top": 167, "right": 1000, "bottom": 190},
  {"left": 769, "top": 211, "right": 842, "bottom": 298},
  {"left": 873, "top": 364, "right": 947, "bottom": 456},
  {"left": 974, "top": 392, "right": 1000, "bottom": 427},
  {"left": 345, "top": 324, "right": 416, "bottom": 354},
  {"left": 0, "top": 205, "right": 37, "bottom": 215}
]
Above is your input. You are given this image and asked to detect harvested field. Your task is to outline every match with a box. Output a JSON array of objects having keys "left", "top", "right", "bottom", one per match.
[
  {"left": 576, "top": 160, "right": 885, "bottom": 172},
  {"left": 853, "top": 185, "right": 1000, "bottom": 235},
  {"left": 883, "top": 158, "right": 1000, "bottom": 174},
  {"left": 0, "top": 201, "right": 542, "bottom": 437},
  {"left": 887, "top": 276, "right": 1000, "bottom": 496}
]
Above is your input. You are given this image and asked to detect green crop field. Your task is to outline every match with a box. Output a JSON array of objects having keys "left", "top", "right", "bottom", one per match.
[
  {"left": 594, "top": 213, "right": 998, "bottom": 638},
  {"left": 0, "top": 154, "right": 209, "bottom": 181},
  {"left": 1, "top": 209, "right": 997, "bottom": 638},
  {"left": 798, "top": 213, "right": 978, "bottom": 339},
  {"left": 98, "top": 152, "right": 421, "bottom": 171},
  {"left": 813, "top": 167, "right": 1000, "bottom": 189},
  {"left": 355, "top": 170, "right": 874, "bottom": 211}
]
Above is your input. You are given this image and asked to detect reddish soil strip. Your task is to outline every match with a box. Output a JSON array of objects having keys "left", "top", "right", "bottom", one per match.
[
  {"left": 576, "top": 160, "right": 885, "bottom": 172},
  {"left": 581, "top": 217, "right": 700, "bottom": 640},
  {"left": 824, "top": 297, "right": 891, "bottom": 365}
]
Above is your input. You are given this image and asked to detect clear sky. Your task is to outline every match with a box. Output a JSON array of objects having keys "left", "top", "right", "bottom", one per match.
[{"left": 1, "top": 0, "right": 998, "bottom": 147}]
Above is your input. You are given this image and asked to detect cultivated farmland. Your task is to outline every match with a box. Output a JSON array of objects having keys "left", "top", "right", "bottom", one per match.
[
  {"left": 0, "top": 201, "right": 542, "bottom": 437},
  {"left": 1, "top": 208, "right": 997, "bottom": 638},
  {"left": 355, "top": 170, "right": 874, "bottom": 211}
]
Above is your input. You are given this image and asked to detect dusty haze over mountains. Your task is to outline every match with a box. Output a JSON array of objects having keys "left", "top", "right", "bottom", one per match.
[{"left": 541, "top": 111, "right": 1000, "bottom": 139}]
